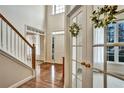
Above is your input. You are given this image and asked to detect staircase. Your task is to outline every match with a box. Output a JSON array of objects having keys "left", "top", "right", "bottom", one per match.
[{"left": 0, "top": 13, "right": 36, "bottom": 87}]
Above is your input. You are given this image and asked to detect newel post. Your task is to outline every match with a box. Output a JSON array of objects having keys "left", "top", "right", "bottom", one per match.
[
  {"left": 62, "top": 57, "right": 65, "bottom": 81},
  {"left": 32, "top": 44, "right": 36, "bottom": 69}
]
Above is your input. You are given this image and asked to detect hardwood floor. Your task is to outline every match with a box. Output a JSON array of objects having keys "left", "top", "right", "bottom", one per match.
[{"left": 19, "top": 63, "right": 64, "bottom": 88}]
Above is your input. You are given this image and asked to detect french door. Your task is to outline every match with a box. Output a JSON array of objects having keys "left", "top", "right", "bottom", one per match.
[
  {"left": 93, "top": 24, "right": 124, "bottom": 88},
  {"left": 69, "top": 6, "right": 92, "bottom": 88},
  {"left": 68, "top": 5, "right": 124, "bottom": 88},
  {"left": 93, "top": 13, "right": 124, "bottom": 88}
]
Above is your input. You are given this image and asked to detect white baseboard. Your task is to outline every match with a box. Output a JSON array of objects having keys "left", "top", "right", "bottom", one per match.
[
  {"left": 54, "top": 62, "right": 63, "bottom": 65},
  {"left": 44, "top": 61, "right": 63, "bottom": 65},
  {"left": 8, "top": 75, "right": 34, "bottom": 88}
]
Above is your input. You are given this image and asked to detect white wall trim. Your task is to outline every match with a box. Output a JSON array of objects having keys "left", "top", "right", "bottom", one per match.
[
  {"left": 43, "top": 61, "right": 63, "bottom": 65},
  {"left": 8, "top": 75, "right": 34, "bottom": 88},
  {"left": 0, "top": 49, "right": 33, "bottom": 70},
  {"left": 53, "top": 60, "right": 63, "bottom": 64}
]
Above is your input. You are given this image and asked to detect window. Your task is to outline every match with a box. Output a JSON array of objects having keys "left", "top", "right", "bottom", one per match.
[
  {"left": 107, "top": 46, "right": 115, "bottom": 61},
  {"left": 93, "top": 21, "right": 124, "bottom": 63},
  {"left": 107, "top": 23, "right": 115, "bottom": 43},
  {"left": 107, "top": 23, "right": 116, "bottom": 62},
  {"left": 118, "top": 22, "right": 124, "bottom": 42},
  {"left": 52, "top": 31, "right": 64, "bottom": 35},
  {"left": 107, "top": 21, "right": 124, "bottom": 63},
  {"left": 52, "top": 5, "right": 65, "bottom": 15}
]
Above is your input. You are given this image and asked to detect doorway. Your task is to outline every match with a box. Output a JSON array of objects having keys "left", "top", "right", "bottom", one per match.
[
  {"left": 26, "top": 32, "right": 42, "bottom": 62},
  {"left": 52, "top": 31, "right": 65, "bottom": 64}
]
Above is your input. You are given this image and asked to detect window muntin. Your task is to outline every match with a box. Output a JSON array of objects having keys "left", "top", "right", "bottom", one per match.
[
  {"left": 52, "top": 5, "right": 65, "bottom": 15},
  {"left": 119, "top": 46, "right": 124, "bottom": 62},
  {"left": 107, "top": 46, "right": 115, "bottom": 61},
  {"left": 107, "top": 23, "right": 115, "bottom": 43}
]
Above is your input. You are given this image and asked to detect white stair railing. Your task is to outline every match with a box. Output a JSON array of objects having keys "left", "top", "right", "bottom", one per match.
[{"left": 0, "top": 13, "right": 36, "bottom": 69}]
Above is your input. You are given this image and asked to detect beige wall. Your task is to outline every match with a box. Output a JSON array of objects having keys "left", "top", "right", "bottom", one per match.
[
  {"left": 0, "top": 50, "right": 33, "bottom": 88},
  {"left": 0, "top": 5, "right": 46, "bottom": 35},
  {"left": 45, "top": 5, "right": 65, "bottom": 63}
]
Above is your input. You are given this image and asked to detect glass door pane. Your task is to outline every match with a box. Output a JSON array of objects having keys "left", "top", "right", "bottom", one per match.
[
  {"left": 71, "top": 10, "right": 84, "bottom": 88},
  {"left": 93, "top": 27, "right": 104, "bottom": 88},
  {"left": 77, "top": 62, "right": 83, "bottom": 80},
  {"left": 107, "top": 75, "right": 124, "bottom": 88},
  {"left": 71, "top": 15, "right": 77, "bottom": 87},
  {"left": 106, "top": 20, "right": 124, "bottom": 88},
  {"left": 93, "top": 6, "right": 124, "bottom": 88},
  {"left": 107, "top": 46, "right": 124, "bottom": 88},
  {"left": 93, "top": 46, "right": 104, "bottom": 88},
  {"left": 93, "top": 71, "right": 104, "bottom": 88}
]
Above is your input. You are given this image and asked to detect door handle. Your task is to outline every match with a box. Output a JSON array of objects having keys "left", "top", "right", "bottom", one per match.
[
  {"left": 81, "top": 62, "right": 91, "bottom": 68},
  {"left": 81, "top": 62, "right": 86, "bottom": 66},
  {"left": 85, "top": 63, "right": 91, "bottom": 68}
]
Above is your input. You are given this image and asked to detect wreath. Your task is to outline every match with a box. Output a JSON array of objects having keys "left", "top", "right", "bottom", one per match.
[
  {"left": 69, "top": 23, "right": 80, "bottom": 37},
  {"left": 91, "top": 5, "right": 118, "bottom": 28}
]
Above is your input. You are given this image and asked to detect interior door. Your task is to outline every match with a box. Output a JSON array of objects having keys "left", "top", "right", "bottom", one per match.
[{"left": 70, "top": 6, "right": 92, "bottom": 88}]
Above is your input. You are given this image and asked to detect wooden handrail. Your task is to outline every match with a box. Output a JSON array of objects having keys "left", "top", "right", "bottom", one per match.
[{"left": 0, "top": 13, "right": 33, "bottom": 48}]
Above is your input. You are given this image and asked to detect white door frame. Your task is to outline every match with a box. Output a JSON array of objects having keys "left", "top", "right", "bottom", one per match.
[{"left": 51, "top": 31, "right": 64, "bottom": 64}]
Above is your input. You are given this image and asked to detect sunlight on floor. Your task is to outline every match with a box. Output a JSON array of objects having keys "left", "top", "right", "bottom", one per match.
[{"left": 51, "top": 65, "right": 55, "bottom": 87}]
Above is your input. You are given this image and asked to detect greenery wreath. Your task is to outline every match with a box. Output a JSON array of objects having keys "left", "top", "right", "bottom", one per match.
[
  {"left": 91, "top": 5, "right": 118, "bottom": 28},
  {"left": 69, "top": 23, "right": 80, "bottom": 37}
]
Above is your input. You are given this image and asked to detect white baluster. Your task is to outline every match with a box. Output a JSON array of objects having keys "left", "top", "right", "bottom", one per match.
[
  {"left": 14, "top": 32, "right": 16, "bottom": 56},
  {"left": 24, "top": 42, "right": 26, "bottom": 63},
  {"left": 6, "top": 24, "right": 8, "bottom": 51},
  {"left": 10, "top": 28, "right": 12, "bottom": 53},
  {"left": 15, "top": 33, "right": 18, "bottom": 57},
  {"left": 11, "top": 30, "right": 15, "bottom": 55},
  {"left": 20, "top": 39, "right": 22, "bottom": 61},
  {"left": 18, "top": 37, "right": 21, "bottom": 59},
  {"left": 2, "top": 21, "right": 6, "bottom": 50},
  {"left": 7, "top": 26, "right": 11, "bottom": 53},
  {"left": 22, "top": 40, "right": 25, "bottom": 62},
  {"left": 17, "top": 35, "right": 19, "bottom": 58},
  {"left": 26, "top": 44, "right": 29, "bottom": 65},
  {"left": 29, "top": 47, "right": 32, "bottom": 67}
]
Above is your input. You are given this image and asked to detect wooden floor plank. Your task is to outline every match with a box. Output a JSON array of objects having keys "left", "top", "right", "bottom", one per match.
[{"left": 19, "top": 63, "right": 64, "bottom": 88}]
